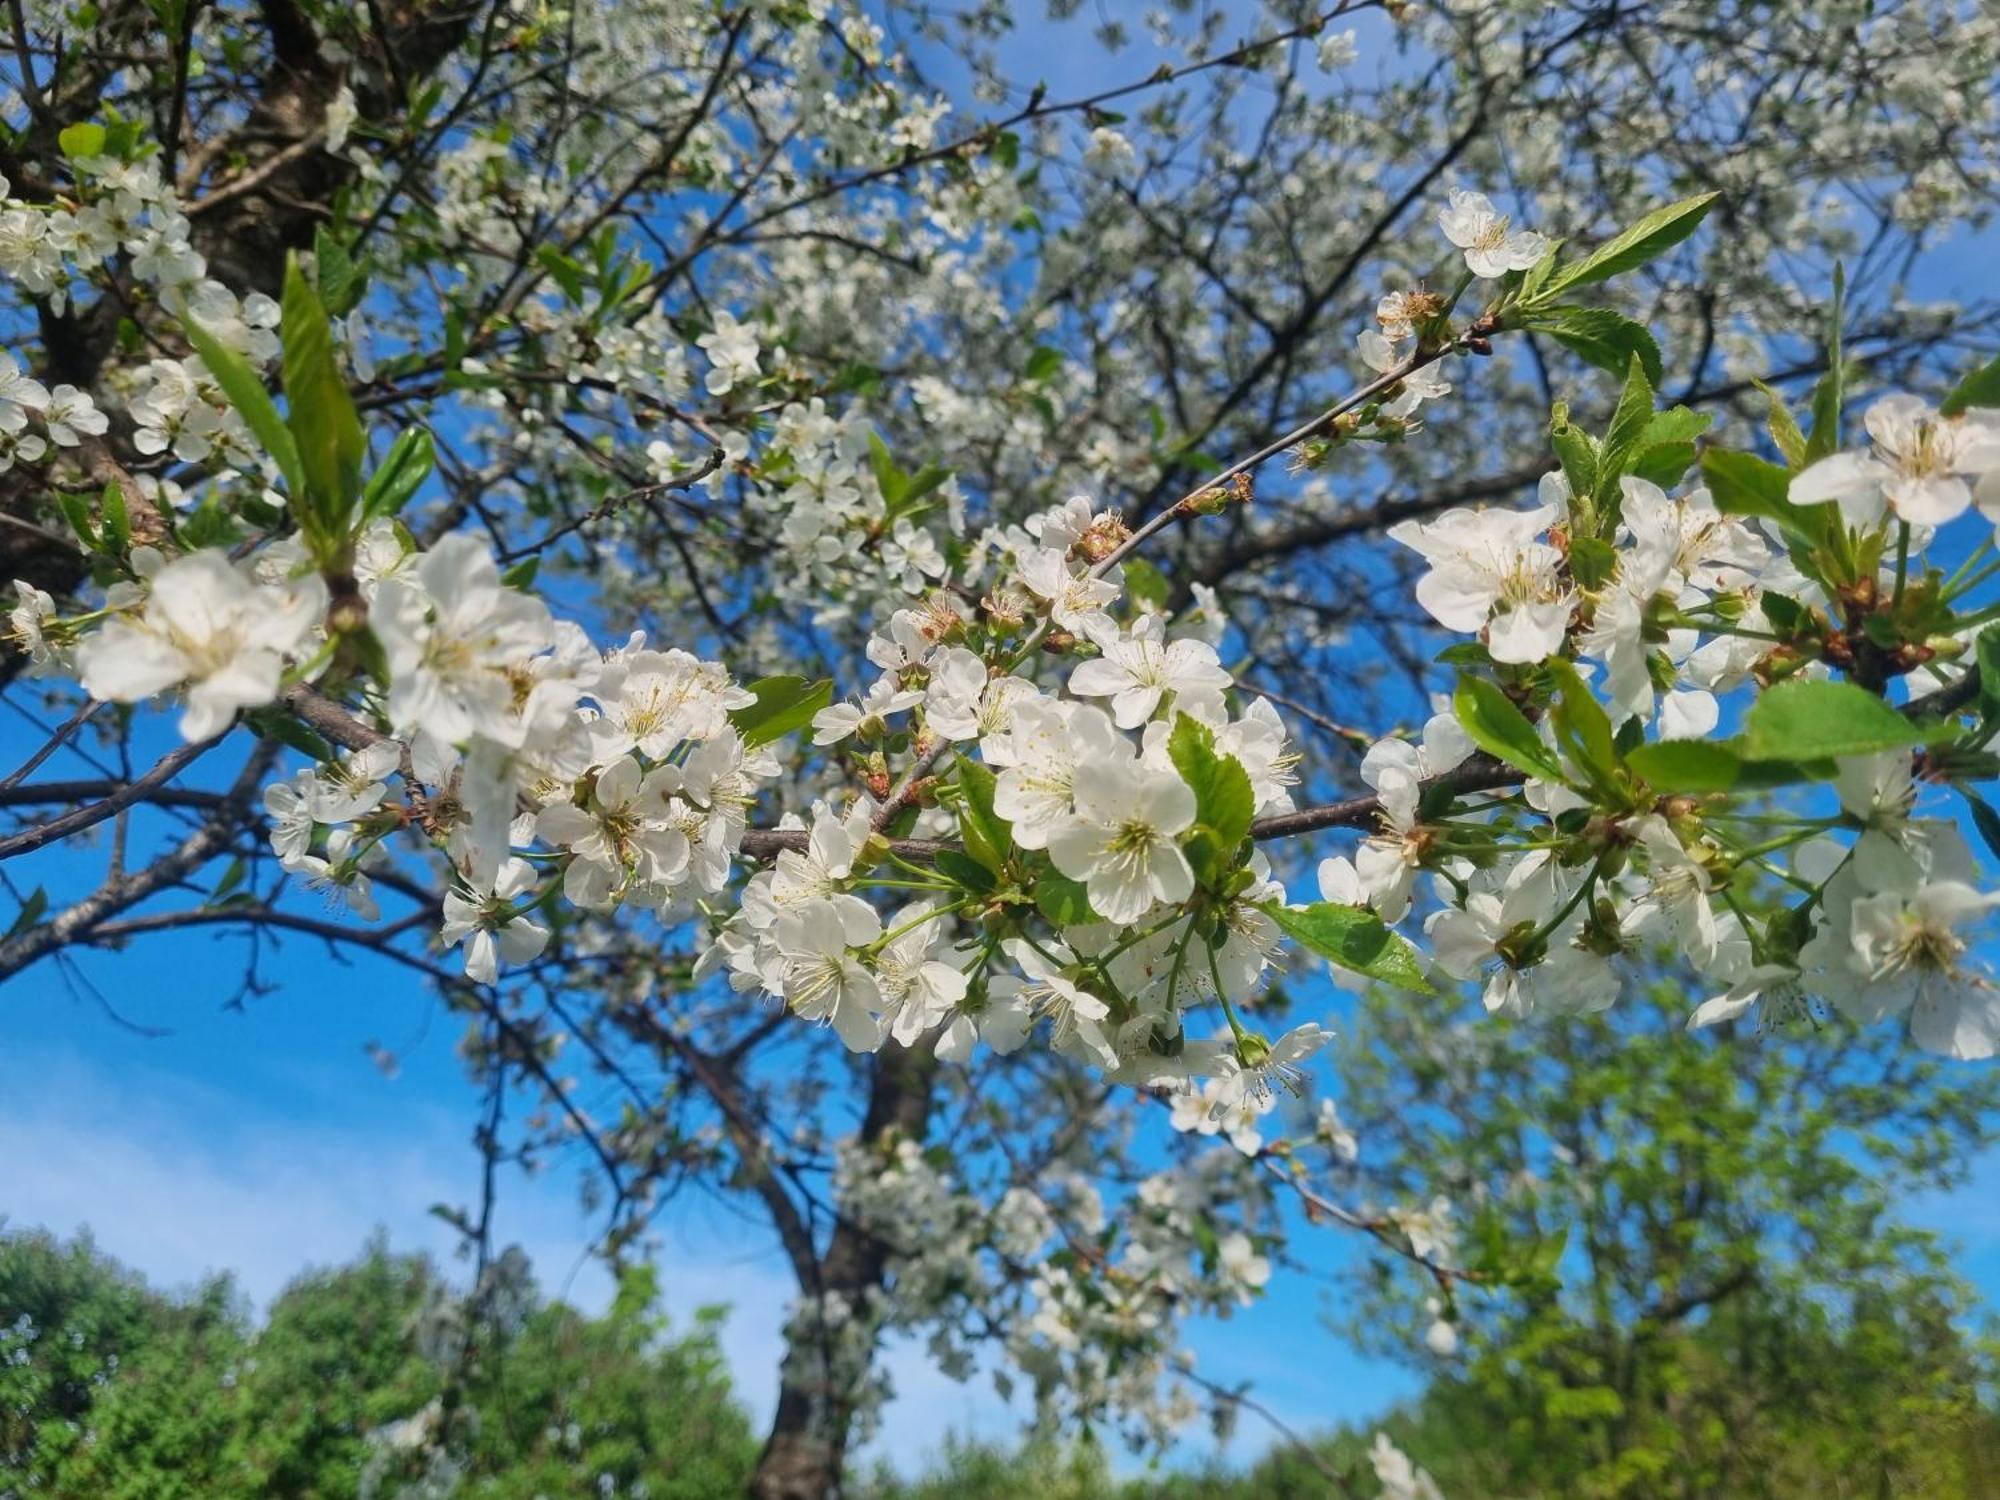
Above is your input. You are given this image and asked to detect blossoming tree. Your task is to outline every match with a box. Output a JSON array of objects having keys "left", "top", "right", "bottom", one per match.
[{"left": 3, "top": 1, "right": 2000, "bottom": 1496}]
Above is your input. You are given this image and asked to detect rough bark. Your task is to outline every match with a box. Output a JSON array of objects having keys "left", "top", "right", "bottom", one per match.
[{"left": 748, "top": 1041, "right": 939, "bottom": 1500}]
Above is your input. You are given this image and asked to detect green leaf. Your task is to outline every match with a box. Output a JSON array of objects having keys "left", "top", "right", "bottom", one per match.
[
  {"left": 1568, "top": 536, "right": 1618, "bottom": 590},
  {"left": 1545, "top": 659, "right": 1618, "bottom": 789},
  {"left": 280, "top": 257, "right": 367, "bottom": 534},
  {"left": 1739, "top": 680, "right": 1932, "bottom": 762},
  {"left": 934, "top": 849, "right": 998, "bottom": 894},
  {"left": 1166, "top": 714, "right": 1254, "bottom": 853},
  {"left": 953, "top": 753, "right": 1012, "bottom": 876},
  {"left": 99, "top": 480, "right": 130, "bottom": 554},
  {"left": 1962, "top": 790, "right": 2000, "bottom": 866},
  {"left": 868, "top": 431, "right": 904, "bottom": 507},
  {"left": 1034, "top": 871, "right": 1095, "bottom": 927},
  {"left": 1626, "top": 737, "right": 1825, "bottom": 792},
  {"left": 1701, "top": 447, "right": 1830, "bottom": 548},
  {"left": 1517, "top": 239, "right": 1565, "bottom": 305},
  {"left": 58, "top": 122, "right": 106, "bottom": 159},
  {"left": 57, "top": 492, "right": 97, "bottom": 550},
  {"left": 727, "top": 675, "right": 833, "bottom": 747},
  {"left": 359, "top": 428, "right": 434, "bottom": 523},
  {"left": 314, "top": 225, "right": 368, "bottom": 317},
  {"left": 1596, "top": 355, "right": 1658, "bottom": 503},
  {"left": 244, "top": 705, "right": 335, "bottom": 762},
  {"left": 1533, "top": 306, "right": 1663, "bottom": 387},
  {"left": 1536, "top": 192, "right": 1719, "bottom": 300},
  {"left": 1752, "top": 378, "right": 1808, "bottom": 467},
  {"left": 184, "top": 314, "right": 306, "bottom": 502},
  {"left": 1023, "top": 345, "right": 1062, "bottom": 382},
  {"left": 5, "top": 885, "right": 47, "bottom": 940},
  {"left": 500, "top": 556, "right": 540, "bottom": 590},
  {"left": 1805, "top": 263, "right": 1846, "bottom": 462},
  {"left": 1124, "top": 557, "right": 1170, "bottom": 609},
  {"left": 1259, "top": 901, "right": 1432, "bottom": 994},
  {"left": 1940, "top": 352, "right": 2000, "bottom": 419},
  {"left": 1976, "top": 625, "right": 2000, "bottom": 725},
  {"left": 534, "top": 244, "right": 589, "bottom": 304},
  {"left": 1454, "top": 677, "right": 1566, "bottom": 784},
  {"left": 1548, "top": 402, "right": 1598, "bottom": 504}
]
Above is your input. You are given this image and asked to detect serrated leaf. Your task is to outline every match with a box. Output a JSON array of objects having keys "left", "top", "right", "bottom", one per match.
[
  {"left": 1739, "top": 679, "right": 1932, "bottom": 762},
  {"left": 1963, "top": 790, "right": 2000, "bottom": 866},
  {"left": 280, "top": 257, "right": 367, "bottom": 534},
  {"left": 1805, "top": 263, "right": 1846, "bottom": 462},
  {"left": 1166, "top": 713, "right": 1254, "bottom": 855},
  {"left": 1454, "top": 677, "right": 1565, "bottom": 785},
  {"left": 1626, "top": 737, "right": 1824, "bottom": 792},
  {"left": 185, "top": 315, "right": 306, "bottom": 502},
  {"left": 728, "top": 676, "right": 833, "bottom": 747},
  {"left": 1568, "top": 535, "right": 1617, "bottom": 590},
  {"left": 1259, "top": 901, "right": 1432, "bottom": 994},
  {"left": 1124, "top": 557, "right": 1170, "bottom": 609},
  {"left": 1534, "top": 306, "right": 1663, "bottom": 387},
  {"left": 1023, "top": 345, "right": 1062, "bottom": 382},
  {"left": 1596, "top": 355, "right": 1658, "bottom": 505},
  {"left": 99, "top": 480, "right": 129, "bottom": 554},
  {"left": 360, "top": 428, "right": 434, "bottom": 523},
  {"left": 5, "top": 885, "right": 47, "bottom": 940},
  {"left": 1549, "top": 403, "right": 1598, "bottom": 504},
  {"left": 314, "top": 225, "right": 368, "bottom": 317},
  {"left": 244, "top": 706, "right": 335, "bottom": 761},
  {"left": 953, "top": 753, "right": 1012, "bottom": 875},
  {"left": 1537, "top": 192, "right": 1719, "bottom": 300},
  {"left": 1545, "top": 659, "right": 1618, "bottom": 789},
  {"left": 1752, "top": 378, "right": 1808, "bottom": 467},
  {"left": 1701, "top": 447, "right": 1831, "bottom": 549}
]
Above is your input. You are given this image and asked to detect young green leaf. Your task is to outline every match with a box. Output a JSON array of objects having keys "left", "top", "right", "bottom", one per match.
[
  {"left": 1535, "top": 192, "right": 1719, "bottom": 300},
  {"left": 1738, "top": 679, "right": 1932, "bottom": 762},
  {"left": 1531, "top": 306, "right": 1663, "bottom": 387},
  {"left": 183, "top": 315, "right": 306, "bottom": 502},
  {"left": 1805, "top": 262, "right": 1846, "bottom": 462},
  {"left": 1751, "top": 377, "right": 1808, "bottom": 467},
  {"left": 1454, "top": 677, "right": 1566, "bottom": 785},
  {"left": 280, "top": 257, "right": 367, "bottom": 533},
  {"left": 953, "top": 753, "right": 1013, "bottom": 876},
  {"left": 1166, "top": 714, "right": 1254, "bottom": 853},
  {"left": 1034, "top": 870, "right": 1095, "bottom": 927},
  {"left": 360, "top": 428, "right": 435, "bottom": 523},
  {"left": 727, "top": 675, "right": 833, "bottom": 747},
  {"left": 1700, "top": 447, "right": 1831, "bottom": 549},
  {"left": 1940, "top": 352, "right": 2000, "bottom": 419},
  {"left": 1260, "top": 901, "right": 1432, "bottom": 994}
]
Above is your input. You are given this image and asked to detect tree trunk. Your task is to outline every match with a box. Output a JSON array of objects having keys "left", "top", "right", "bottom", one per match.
[{"left": 747, "top": 1042, "right": 937, "bottom": 1500}]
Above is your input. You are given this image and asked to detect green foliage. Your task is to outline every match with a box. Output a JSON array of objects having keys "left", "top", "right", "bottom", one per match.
[
  {"left": 1260, "top": 900, "right": 1431, "bottom": 994},
  {"left": 0, "top": 1230, "right": 755, "bottom": 1499},
  {"left": 1527, "top": 192, "right": 1719, "bottom": 303},
  {"left": 1453, "top": 676, "right": 1566, "bottom": 783},
  {"left": 1331, "top": 978, "right": 2000, "bottom": 1499},
  {"left": 729, "top": 674, "right": 834, "bottom": 746}
]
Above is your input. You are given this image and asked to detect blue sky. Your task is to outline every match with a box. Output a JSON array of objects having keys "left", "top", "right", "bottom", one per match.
[{"left": 9, "top": 2, "right": 2000, "bottom": 1483}]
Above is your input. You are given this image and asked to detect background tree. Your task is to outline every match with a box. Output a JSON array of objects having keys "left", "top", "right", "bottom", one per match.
[{"left": 1329, "top": 975, "right": 2000, "bottom": 1499}]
